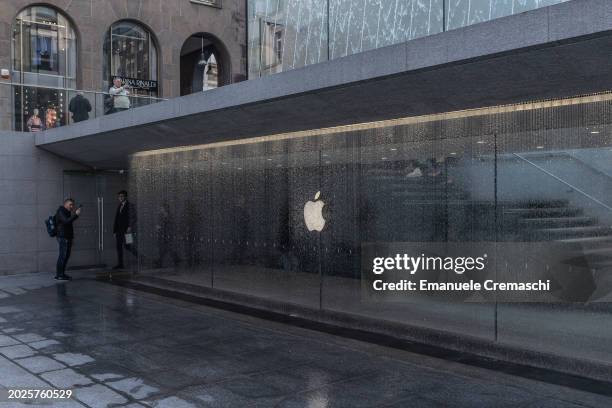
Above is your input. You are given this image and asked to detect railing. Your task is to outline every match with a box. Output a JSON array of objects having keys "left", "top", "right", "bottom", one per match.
[
  {"left": 512, "top": 153, "right": 612, "bottom": 213},
  {"left": 0, "top": 81, "right": 166, "bottom": 132}
]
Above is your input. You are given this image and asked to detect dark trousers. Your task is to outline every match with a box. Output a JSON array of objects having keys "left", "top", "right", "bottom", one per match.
[
  {"left": 56, "top": 238, "right": 73, "bottom": 277},
  {"left": 116, "top": 233, "right": 138, "bottom": 267}
]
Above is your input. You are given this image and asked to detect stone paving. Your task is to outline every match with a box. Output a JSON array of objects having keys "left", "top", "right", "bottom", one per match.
[{"left": 0, "top": 272, "right": 609, "bottom": 407}]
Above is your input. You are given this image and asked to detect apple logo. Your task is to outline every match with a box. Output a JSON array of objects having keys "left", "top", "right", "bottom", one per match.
[{"left": 304, "top": 191, "right": 326, "bottom": 232}]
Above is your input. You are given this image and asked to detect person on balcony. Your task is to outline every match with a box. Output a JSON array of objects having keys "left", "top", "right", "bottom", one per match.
[
  {"left": 26, "top": 109, "right": 43, "bottom": 132},
  {"left": 69, "top": 92, "right": 92, "bottom": 122},
  {"left": 109, "top": 78, "right": 131, "bottom": 114}
]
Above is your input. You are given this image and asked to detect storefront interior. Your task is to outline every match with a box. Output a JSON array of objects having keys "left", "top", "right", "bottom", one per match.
[{"left": 127, "top": 93, "right": 612, "bottom": 369}]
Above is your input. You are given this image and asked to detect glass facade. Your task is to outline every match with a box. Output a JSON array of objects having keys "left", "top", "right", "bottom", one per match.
[
  {"left": 11, "top": 6, "right": 77, "bottom": 131},
  {"left": 130, "top": 93, "right": 612, "bottom": 365},
  {"left": 12, "top": 6, "right": 77, "bottom": 87},
  {"left": 103, "top": 21, "right": 158, "bottom": 97},
  {"left": 445, "top": 0, "right": 571, "bottom": 30},
  {"left": 248, "top": 0, "right": 570, "bottom": 78},
  {"left": 13, "top": 85, "right": 67, "bottom": 131}
]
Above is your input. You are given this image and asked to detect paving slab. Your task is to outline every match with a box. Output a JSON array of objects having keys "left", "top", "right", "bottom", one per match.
[
  {"left": 0, "top": 355, "right": 48, "bottom": 388},
  {"left": 29, "top": 339, "right": 61, "bottom": 350},
  {"left": 13, "top": 333, "right": 47, "bottom": 343},
  {"left": 14, "top": 356, "right": 66, "bottom": 374},
  {"left": 73, "top": 384, "right": 128, "bottom": 408},
  {"left": 52, "top": 353, "right": 95, "bottom": 367},
  {"left": 0, "top": 273, "right": 608, "bottom": 407},
  {"left": 0, "top": 344, "right": 36, "bottom": 359},
  {"left": 106, "top": 377, "right": 161, "bottom": 400},
  {"left": 0, "top": 335, "right": 19, "bottom": 347},
  {"left": 41, "top": 368, "right": 93, "bottom": 388}
]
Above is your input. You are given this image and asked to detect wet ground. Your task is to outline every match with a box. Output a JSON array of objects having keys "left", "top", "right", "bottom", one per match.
[{"left": 0, "top": 272, "right": 610, "bottom": 408}]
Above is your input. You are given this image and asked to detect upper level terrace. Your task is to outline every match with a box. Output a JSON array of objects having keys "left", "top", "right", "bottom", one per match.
[{"left": 3, "top": 0, "right": 609, "bottom": 169}]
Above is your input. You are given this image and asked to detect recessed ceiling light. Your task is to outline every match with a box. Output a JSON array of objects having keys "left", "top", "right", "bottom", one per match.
[
  {"left": 390, "top": 148, "right": 397, "bottom": 151},
  {"left": 450, "top": 152, "right": 457, "bottom": 155},
  {"left": 267, "top": 158, "right": 273, "bottom": 161},
  {"left": 536, "top": 146, "right": 544, "bottom": 149},
  {"left": 381, "top": 157, "right": 388, "bottom": 160},
  {"left": 591, "top": 131, "right": 600, "bottom": 134},
  {"left": 477, "top": 140, "right": 485, "bottom": 144}
]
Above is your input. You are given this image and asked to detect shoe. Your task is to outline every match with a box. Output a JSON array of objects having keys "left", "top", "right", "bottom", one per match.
[{"left": 112, "top": 265, "right": 124, "bottom": 270}]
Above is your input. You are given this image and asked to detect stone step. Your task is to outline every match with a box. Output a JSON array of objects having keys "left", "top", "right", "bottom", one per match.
[
  {"left": 557, "top": 235, "right": 612, "bottom": 245},
  {"left": 518, "top": 216, "right": 597, "bottom": 228},
  {"left": 535, "top": 226, "right": 612, "bottom": 239},
  {"left": 504, "top": 207, "right": 583, "bottom": 218},
  {"left": 503, "top": 199, "right": 570, "bottom": 209}
]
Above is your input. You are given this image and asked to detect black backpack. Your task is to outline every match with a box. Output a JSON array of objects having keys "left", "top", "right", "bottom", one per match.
[{"left": 45, "top": 215, "right": 57, "bottom": 237}]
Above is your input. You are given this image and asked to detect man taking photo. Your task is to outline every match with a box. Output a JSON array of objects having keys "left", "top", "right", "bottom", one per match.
[{"left": 55, "top": 198, "right": 81, "bottom": 280}]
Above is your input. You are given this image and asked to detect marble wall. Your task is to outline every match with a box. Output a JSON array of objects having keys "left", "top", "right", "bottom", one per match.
[{"left": 0, "top": 131, "right": 88, "bottom": 275}]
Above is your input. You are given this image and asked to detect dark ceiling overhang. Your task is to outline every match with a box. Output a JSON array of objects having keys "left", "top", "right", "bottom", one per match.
[{"left": 35, "top": 0, "right": 612, "bottom": 169}]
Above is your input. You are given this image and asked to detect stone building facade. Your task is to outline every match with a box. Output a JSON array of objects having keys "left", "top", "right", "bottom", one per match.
[{"left": 0, "top": 0, "right": 247, "bottom": 129}]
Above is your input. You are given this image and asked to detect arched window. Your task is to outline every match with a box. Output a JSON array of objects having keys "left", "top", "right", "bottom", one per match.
[
  {"left": 103, "top": 21, "right": 158, "bottom": 98},
  {"left": 180, "top": 33, "right": 230, "bottom": 96},
  {"left": 12, "top": 6, "right": 77, "bottom": 130},
  {"left": 12, "top": 6, "right": 77, "bottom": 87}
]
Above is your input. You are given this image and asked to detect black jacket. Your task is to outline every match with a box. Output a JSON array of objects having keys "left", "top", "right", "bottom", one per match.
[
  {"left": 114, "top": 201, "right": 135, "bottom": 234},
  {"left": 55, "top": 206, "right": 79, "bottom": 239},
  {"left": 68, "top": 94, "right": 92, "bottom": 122}
]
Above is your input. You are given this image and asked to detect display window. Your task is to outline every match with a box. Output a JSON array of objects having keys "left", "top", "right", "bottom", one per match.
[
  {"left": 13, "top": 86, "right": 66, "bottom": 131},
  {"left": 12, "top": 6, "right": 75, "bottom": 131},
  {"left": 12, "top": 6, "right": 77, "bottom": 87},
  {"left": 103, "top": 21, "right": 159, "bottom": 100}
]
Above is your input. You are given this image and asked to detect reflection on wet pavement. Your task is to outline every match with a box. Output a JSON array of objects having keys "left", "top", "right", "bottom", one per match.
[{"left": 0, "top": 273, "right": 609, "bottom": 407}]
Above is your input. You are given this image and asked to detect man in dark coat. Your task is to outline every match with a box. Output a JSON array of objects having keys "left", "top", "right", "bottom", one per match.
[
  {"left": 113, "top": 190, "right": 138, "bottom": 269},
  {"left": 55, "top": 198, "right": 81, "bottom": 280},
  {"left": 68, "top": 92, "right": 92, "bottom": 123}
]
